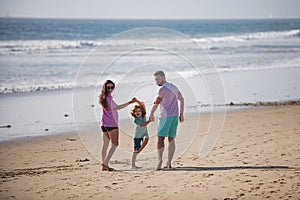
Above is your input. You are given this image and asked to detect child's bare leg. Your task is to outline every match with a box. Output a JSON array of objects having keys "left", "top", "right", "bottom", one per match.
[
  {"left": 131, "top": 152, "right": 138, "bottom": 168},
  {"left": 138, "top": 137, "right": 149, "bottom": 152}
]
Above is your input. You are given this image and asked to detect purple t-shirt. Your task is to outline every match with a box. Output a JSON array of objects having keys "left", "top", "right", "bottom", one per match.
[
  {"left": 101, "top": 94, "right": 118, "bottom": 127},
  {"left": 157, "top": 82, "right": 179, "bottom": 118}
]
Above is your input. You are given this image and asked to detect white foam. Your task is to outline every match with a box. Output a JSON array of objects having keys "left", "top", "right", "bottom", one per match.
[
  {"left": 0, "top": 40, "right": 102, "bottom": 55},
  {"left": 193, "top": 29, "right": 300, "bottom": 43},
  {"left": 0, "top": 29, "right": 299, "bottom": 56}
]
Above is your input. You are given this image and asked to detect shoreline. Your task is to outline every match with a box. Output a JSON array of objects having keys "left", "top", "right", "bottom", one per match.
[{"left": 0, "top": 100, "right": 299, "bottom": 144}]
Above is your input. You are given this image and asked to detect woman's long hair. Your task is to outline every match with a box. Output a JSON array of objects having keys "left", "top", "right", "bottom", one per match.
[{"left": 99, "top": 80, "right": 115, "bottom": 110}]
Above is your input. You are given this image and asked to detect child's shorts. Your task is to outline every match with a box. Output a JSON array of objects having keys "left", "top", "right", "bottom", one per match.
[{"left": 134, "top": 138, "right": 143, "bottom": 150}]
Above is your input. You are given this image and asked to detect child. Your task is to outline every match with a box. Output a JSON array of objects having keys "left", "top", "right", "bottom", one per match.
[{"left": 130, "top": 99, "right": 151, "bottom": 169}]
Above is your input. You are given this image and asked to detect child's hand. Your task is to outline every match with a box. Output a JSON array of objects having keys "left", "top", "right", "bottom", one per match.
[{"left": 129, "top": 97, "right": 137, "bottom": 104}]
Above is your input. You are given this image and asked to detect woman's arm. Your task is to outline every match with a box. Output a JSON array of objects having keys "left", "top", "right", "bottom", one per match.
[{"left": 117, "top": 97, "right": 136, "bottom": 110}]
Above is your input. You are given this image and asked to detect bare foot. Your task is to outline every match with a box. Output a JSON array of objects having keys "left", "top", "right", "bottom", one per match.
[
  {"left": 131, "top": 165, "right": 142, "bottom": 169},
  {"left": 101, "top": 163, "right": 115, "bottom": 171},
  {"left": 164, "top": 162, "right": 172, "bottom": 168},
  {"left": 163, "top": 162, "right": 175, "bottom": 170},
  {"left": 156, "top": 160, "right": 163, "bottom": 171}
]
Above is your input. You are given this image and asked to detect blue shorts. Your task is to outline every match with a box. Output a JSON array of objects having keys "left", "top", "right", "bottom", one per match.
[
  {"left": 157, "top": 116, "right": 178, "bottom": 138},
  {"left": 134, "top": 138, "right": 143, "bottom": 150}
]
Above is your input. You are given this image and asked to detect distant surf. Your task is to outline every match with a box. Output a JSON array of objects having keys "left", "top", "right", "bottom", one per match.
[{"left": 1, "top": 18, "right": 300, "bottom": 94}]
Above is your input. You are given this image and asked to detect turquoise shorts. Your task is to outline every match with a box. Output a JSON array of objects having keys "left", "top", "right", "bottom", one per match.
[{"left": 157, "top": 116, "right": 178, "bottom": 138}]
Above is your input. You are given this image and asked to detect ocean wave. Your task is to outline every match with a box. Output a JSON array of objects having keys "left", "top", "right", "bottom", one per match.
[
  {"left": 0, "top": 29, "right": 299, "bottom": 56},
  {"left": 0, "top": 83, "right": 77, "bottom": 94},
  {"left": 1, "top": 61, "right": 300, "bottom": 94},
  {"left": 0, "top": 40, "right": 102, "bottom": 55},
  {"left": 193, "top": 29, "right": 300, "bottom": 43}
]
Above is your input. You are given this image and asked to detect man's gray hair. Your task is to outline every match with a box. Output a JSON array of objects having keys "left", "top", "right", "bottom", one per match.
[{"left": 153, "top": 70, "right": 165, "bottom": 78}]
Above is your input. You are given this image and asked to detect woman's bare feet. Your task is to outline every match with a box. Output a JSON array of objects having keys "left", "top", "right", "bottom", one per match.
[{"left": 101, "top": 163, "right": 115, "bottom": 171}]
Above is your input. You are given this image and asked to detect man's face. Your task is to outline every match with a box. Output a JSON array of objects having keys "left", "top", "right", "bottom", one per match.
[{"left": 154, "top": 75, "right": 164, "bottom": 86}]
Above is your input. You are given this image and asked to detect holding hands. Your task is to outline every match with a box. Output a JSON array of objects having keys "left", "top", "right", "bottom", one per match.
[
  {"left": 149, "top": 114, "right": 155, "bottom": 122},
  {"left": 129, "top": 97, "right": 137, "bottom": 104}
]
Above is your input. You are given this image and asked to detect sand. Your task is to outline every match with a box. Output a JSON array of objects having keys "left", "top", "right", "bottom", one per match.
[{"left": 0, "top": 105, "right": 300, "bottom": 199}]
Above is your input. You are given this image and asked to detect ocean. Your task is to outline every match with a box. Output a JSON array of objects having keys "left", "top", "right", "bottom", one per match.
[
  {"left": 0, "top": 18, "right": 300, "bottom": 141},
  {"left": 0, "top": 18, "right": 300, "bottom": 93}
]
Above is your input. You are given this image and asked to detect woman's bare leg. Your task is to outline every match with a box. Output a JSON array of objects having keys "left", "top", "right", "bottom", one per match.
[
  {"left": 103, "top": 129, "right": 119, "bottom": 166},
  {"left": 101, "top": 131, "right": 110, "bottom": 164}
]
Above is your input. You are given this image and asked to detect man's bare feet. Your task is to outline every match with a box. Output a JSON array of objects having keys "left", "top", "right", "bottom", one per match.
[
  {"left": 156, "top": 160, "right": 163, "bottom": 170},
  {"left": 131, "top": 165, "right": 142, "bottom": 169},
  {"left": 165, "top": 162, "right": 172, "bottom": 168},
  {"left": 163, "top": 162, "right": 175, "bottom": 170}
]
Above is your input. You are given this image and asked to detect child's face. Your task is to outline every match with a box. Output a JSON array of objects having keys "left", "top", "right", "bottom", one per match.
[{"left": 134, "top": 108, "right": 142, "bottom": 118}]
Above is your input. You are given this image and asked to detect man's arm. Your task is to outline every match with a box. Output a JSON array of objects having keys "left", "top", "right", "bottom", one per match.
[
  {"left": 149, "top": 97, "right": 161, "bottom": 121},
  {"left": 178, "top": 91, "right": 184, "bottom": 122}
]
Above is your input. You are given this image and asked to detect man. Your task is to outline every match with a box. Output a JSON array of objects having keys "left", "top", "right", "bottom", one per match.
[{"left": 149, "top": 70, "right": 184, "bottom": 170}]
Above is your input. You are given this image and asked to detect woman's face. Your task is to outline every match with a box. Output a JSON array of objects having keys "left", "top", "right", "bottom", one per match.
[
  {"left": 106, "top": 83, "right": 114, "bottom": 94},
  {"left": 134, "top": 108, "right": 142, "bottom": 118}
]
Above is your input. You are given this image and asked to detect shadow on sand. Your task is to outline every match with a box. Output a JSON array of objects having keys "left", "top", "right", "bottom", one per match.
[{"left": 167, "top": 165, "right": 296, "bottom": 171}]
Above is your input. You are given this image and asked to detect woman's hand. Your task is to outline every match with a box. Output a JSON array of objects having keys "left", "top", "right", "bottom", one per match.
[{"left": 129, "top": 97, "right": 137, "bottom": 104}]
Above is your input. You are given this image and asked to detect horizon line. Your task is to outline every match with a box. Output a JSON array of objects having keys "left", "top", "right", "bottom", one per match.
[{"left": 1, "top": 16, "right": 300, "bottom": 21}]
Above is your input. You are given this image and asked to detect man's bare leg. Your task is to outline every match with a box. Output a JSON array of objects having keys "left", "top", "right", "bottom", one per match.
[
  {"left": 166, "top": 137, "right": 175, "bottom": 168},
  {"left": 156, "top": 136, "right": 165, "bottom": 170}
]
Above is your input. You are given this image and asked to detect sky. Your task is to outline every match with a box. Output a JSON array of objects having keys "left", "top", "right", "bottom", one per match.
[{"left": 0, "top": 0, "right": 299, "bottom": 19}]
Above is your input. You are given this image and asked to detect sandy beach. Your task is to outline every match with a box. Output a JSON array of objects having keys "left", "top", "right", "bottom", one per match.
[{"left": 0, "top": 105, "right": 300, "bottom": 199}]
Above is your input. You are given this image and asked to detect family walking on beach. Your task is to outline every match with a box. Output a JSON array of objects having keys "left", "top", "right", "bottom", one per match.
[{"left": 99, "top": 70, "right": 184, "bottom": 171}]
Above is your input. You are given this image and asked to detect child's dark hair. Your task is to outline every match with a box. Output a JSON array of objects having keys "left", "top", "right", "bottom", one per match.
[{"left": 131, "top": 104, "right": 146, "bottom": 118}]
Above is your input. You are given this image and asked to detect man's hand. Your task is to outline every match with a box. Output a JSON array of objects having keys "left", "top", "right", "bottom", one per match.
[
  {"left": 179, "top": 113, "right": 184, "bottom": 122},
  {"left": 149, "top": 114, "right": 155, "bottom": 122}
]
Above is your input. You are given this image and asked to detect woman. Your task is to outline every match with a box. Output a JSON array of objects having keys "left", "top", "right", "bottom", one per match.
[{"left": 99, "top": 80, "right": 136, "bottom": 171}]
